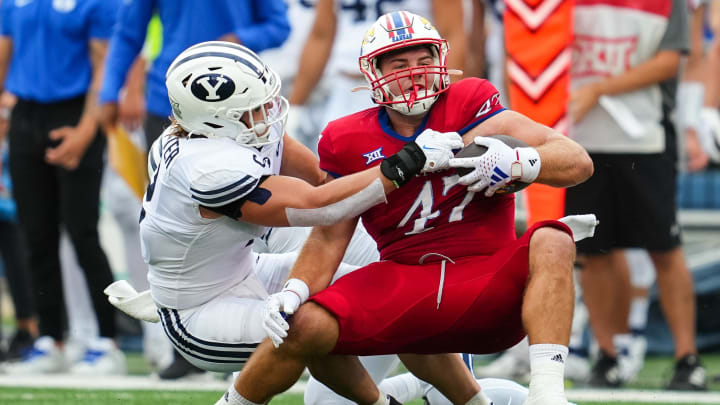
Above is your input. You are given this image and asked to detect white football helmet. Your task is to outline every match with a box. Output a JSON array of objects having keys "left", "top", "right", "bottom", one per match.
[
  {"left": 165, "top": 41, "right": 288, "bottom": 146},
  {"left": 359, "top": 11, "right": 450, "bottom": 116}
]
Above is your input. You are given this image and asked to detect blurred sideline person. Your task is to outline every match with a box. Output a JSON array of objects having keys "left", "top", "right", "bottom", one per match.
[
  {"left": 285, "top": 0, "right": 467, "bottom": 153},
  {"left": 0, "top": 0, "right": 125, "bottom": 375},
  {"left": 565, "top": 0, "right": 706, "bottom": 390},
  {"left": 98, "top": 0, "right": 291, "bottom": 151},
  {"left": 0, "top": 117, "right": 37, "bottom": 362},
  {"left": 224, "top": 11, "right": 593, "bottom": 405},
  {"left": 677, "top": 0, "right": 720, "bottom": 168},
  {"left": 110, "top": 40, "right": 462, "bottom": 380}
]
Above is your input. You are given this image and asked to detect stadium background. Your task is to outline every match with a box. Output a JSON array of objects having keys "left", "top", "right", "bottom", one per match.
[{"left": 1, "top": 0, "right": 720, "bottom": 404}]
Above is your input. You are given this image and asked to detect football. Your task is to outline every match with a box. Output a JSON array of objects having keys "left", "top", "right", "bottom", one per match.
[{"left": 453, "top": 134, "right": 532, "bottom": 194}]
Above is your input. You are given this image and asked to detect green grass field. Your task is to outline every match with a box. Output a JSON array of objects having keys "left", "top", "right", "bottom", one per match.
[
  {"left": 0, "top": 387, "right": 699, "bottom": 405},
  {"left": 1, "top": 353, "right": 719, "bottom": 404}
]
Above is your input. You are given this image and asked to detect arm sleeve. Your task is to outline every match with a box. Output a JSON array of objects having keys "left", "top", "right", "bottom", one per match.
[
  {"left": 456, "top": 78, "right": 506, "bottom": 135},
  {"left": 190, "top": 172, "right": 262, "bottom": 208},
  {"left": 89, "top": 0, "right": 121, "bottom": 40},
  {"left": 98, "top": 0, "right": 155, "bottom": 104},
  {"left": 659, "top": 0, "right": 690, "bottom": 53},
  {"left": 233, "top": 0, "right": 290, "bottom": 52}
]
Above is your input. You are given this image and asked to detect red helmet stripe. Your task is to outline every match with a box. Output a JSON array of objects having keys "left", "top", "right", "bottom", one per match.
[
  {"left": 401, "top": 11, "right": 414, "bottom": 34},
  {"left": 385, "top": 14, "right": 395, "bottom": 37}
]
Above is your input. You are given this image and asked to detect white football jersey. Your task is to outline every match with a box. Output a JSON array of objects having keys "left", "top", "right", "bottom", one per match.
[
  {"left": 330, "top": 0, "right": 432, "bottom": 75},
  {"left": 140, "top": 129, "right": 284, "bottom": 309}
]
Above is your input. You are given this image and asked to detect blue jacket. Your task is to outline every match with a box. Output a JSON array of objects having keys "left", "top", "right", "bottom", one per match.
[
  {"left": 1, "top": 0, "right": 119, "bottom": 103},
  {"left": 99, "top": 0, "right": 290, "bottom": 117}
]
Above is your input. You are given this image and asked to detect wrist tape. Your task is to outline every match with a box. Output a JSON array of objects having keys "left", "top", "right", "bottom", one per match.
[
  {"left": 516, "top": 147, "right": 541, "bottom": 183},
  {"left": 283, "top": 278, "right": 310, "bottom": 304},
  {"left": 380, "top": 142, "right": 426, "bottom": 187}
]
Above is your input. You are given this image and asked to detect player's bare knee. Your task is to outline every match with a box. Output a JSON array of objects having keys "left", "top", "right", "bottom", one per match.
[
  {"left": 529, "top": 227, "right": 575, "bottom": 274},
  {"left": 285, "top": 302, "right": 339, "bottom": 355}
]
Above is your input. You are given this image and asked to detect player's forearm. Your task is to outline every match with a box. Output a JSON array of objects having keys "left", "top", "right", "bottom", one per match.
[
  {"left": 706, "top": 39, "right": 720, "bottom": 107},
  {"left": 288, "top": 35, "right": 334, "bottom": 105},
  {"left": 289, "top": 220, "right": 356, "bottom": 294},
  {"left": 79, "top": 40, "right": 108, "bottom": 135},
  {"left": 0, "top": 37, "right": 12, "bottom": 92},
  {"left": 289, "top": 0, "right": 336, "bottom": 106},
  {"left": 125, "top": 56, "right": 147, "bottom": 97},
  {"left": 590, "top": 50, "right": 681, "bottom": 97},
  {"left": 683, "top": 6, "right": 706, "bottom": 82},
  {"left": 535, "top": 135, "right": 593, "bottom": 187},
  {"left": 315, "top": 166, "right": 396, "bottom": 201},
  {"left": 240, "top": 168, "right": 392, "bottom": 227}
]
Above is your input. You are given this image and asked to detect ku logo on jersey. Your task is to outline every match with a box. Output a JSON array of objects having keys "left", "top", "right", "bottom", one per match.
[
  {"left": 384, "top": 11, "right": 415, "bottom": 43},
  {"left": 362, "top": 147, "right": 385, "bottom": 165},
  {"left": 190, "top": 73, "right": 236, "bottom": 102}
]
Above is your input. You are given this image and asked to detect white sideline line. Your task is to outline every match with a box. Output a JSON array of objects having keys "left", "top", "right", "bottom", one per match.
[
  {"left": 566, "top": 388, "right": 720, "bottom": 404},
  {"left": 2, "top": 376, "right": 720, "bottom": 403},
  {"left": 0, "top": 374, "right": 306, "bottom": 393}
]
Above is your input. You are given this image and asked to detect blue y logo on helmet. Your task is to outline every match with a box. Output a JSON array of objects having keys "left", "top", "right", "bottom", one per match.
[{"left": 190, "top": 73, "right": 235, "bottom": 102}]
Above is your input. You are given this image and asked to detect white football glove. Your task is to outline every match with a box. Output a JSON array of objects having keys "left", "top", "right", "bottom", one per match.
[
  {"left": 413, "top": 129, "right": 464, "bottom": 172},
  {"left": 698, "top": 107, "right": 720, "bottom": 163},
  {"left": 449, "top": 136, "right": 541, "bottom": 196},
  {"left": 262, "top": 278, "right": 309, "bottom": 348}
]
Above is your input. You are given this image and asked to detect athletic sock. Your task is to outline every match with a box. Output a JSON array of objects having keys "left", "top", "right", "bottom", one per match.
[
  {"left": 215, "top": 384, "right": 263, "bottom": 405},
  {"left": 628, "top": 297, "right": 649, "bottom": 332},
  {"left": 465, "top": 391, "right": 492, "bottom": 405},
  {"left": 528, "top": 344, "right": 568, "bottom": 398},
  {"left": 378, "top": 373, "right": 427, "bottom": 403},
  {"left": 613, "top": 333, "right": 632, "bottom": 357}
]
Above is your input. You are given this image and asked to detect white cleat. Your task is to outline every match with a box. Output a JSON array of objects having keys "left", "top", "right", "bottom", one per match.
[
  {"left": 476, "top": 351, "right": 530, "bottom": 381},
  {"left": 70, "top": 337, "right": 127, "bottom": 375},
  {"left": 620, "top": 335, "right": 647, "bottom": 382},
  {"left": 5, "top": 336, "right": 67, "bottom": 374},
  {"left": 564, "top": 353, "right": 591, "bottom": 382}
]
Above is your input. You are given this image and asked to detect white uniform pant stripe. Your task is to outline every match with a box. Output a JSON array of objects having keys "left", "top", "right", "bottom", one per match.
[{"left": 159, "top": 308, "right": 258, "bottom": 364}]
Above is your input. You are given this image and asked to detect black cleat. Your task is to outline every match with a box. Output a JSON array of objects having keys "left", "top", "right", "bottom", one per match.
[
  {"left": 5, "top": 329, "right": 35, "bottom": 361},
  {"left": 666, "top": 354, "right": 707, "bottom": 391},
  {"left": 588, "top": 350, "right": 623, "bottom": 388},
  {"left": 157, "top": 353, "right": 205, "bottom": 380}
]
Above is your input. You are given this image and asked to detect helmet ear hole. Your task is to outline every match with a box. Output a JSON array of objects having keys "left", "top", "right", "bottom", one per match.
[
  {"left": 182, "top": 74, "right": 192, "bottom": 87},
  {"left": 204, "top": 122, "right": 223, "bottom": 129}
]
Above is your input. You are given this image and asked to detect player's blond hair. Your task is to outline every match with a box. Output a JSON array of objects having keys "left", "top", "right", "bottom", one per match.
[{"left": 167, "top": 117, "right": 189, "bottom": 138}]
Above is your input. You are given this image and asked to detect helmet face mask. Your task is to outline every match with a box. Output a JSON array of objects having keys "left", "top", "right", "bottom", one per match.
[
  {"left": 166, "top": 41, "right": 288, "bottom": 146},
  {"left": 359, "top": 12, "right": 450, "bottom": 116}
]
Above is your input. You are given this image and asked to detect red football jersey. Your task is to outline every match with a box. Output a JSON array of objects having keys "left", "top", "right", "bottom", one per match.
[{"left": 318, "top": 78, "right": 515, "bottom": 264}]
